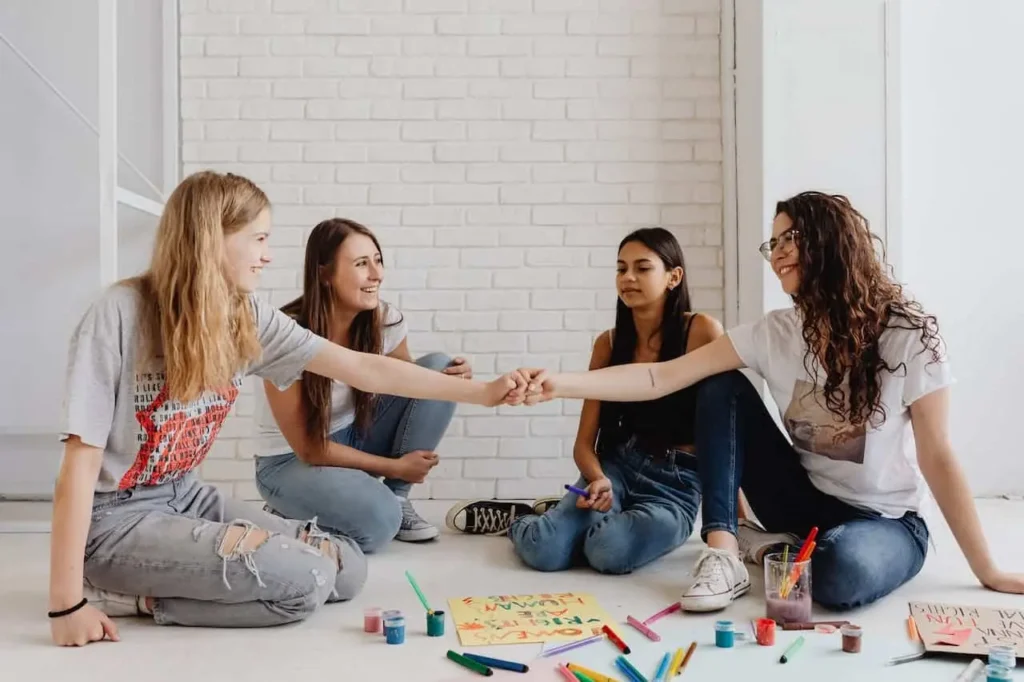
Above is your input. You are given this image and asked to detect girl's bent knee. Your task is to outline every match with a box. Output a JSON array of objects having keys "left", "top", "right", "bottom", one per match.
[
  {"left": 417, "top": 352, "right": 453, "bottom": 372},
  {"left": 330, "top": 537, "right": 368, "bottom": 602}
]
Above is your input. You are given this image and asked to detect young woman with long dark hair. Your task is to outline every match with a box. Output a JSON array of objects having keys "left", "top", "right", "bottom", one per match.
[
  {"left": 447, "top": 227, "right": 724, "bottom": 575},
  {"left": 524, "top": 192, "right": 1023, "bottom": 609},
  {"left": 256, "top": 218, "right": 471, "bottom": 551}
]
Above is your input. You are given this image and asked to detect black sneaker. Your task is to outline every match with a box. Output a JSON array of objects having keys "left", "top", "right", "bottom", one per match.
[{"left": 444, "top": 500, "right": 535, "bottom": 536}]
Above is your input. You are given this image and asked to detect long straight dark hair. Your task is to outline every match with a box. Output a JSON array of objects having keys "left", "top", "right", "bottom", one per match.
[
  {"left": 598, "top": 227, "right": 692, "bottom": 440},
  {"left": 281, "top": 218, "right": 397, "bottom": 448}
]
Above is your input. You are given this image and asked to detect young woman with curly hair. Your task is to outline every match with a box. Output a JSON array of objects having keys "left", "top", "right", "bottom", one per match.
[{"left": 526, "top": 191, "right": 1023, "bottom": 612}]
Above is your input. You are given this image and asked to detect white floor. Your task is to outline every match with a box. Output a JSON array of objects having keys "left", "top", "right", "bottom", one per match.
[{"left": 1, "top": 499, "right": 1022, "bottom": 681}]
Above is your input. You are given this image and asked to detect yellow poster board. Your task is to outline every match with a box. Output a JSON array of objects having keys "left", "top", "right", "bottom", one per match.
[{"left": 447, "top": 592, "right": 616, "bottom": 647}]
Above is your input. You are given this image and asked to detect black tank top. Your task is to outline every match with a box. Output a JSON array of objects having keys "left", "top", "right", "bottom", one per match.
[{"left": 599, "top": 315, "right": 699, "bottom": 452}]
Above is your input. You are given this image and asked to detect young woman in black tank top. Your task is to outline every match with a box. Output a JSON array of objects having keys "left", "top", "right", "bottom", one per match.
[{"left": 444, "top": 228, "right": 727, "bottom": 575}]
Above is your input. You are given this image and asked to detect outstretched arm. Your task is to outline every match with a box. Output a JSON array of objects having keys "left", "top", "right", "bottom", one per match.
[
  {"left": 304, "top": 341, "right": 519, "bottom": 408},
  {"left": 912, "top": 387, "right": 1024, "bottom": 594},
  {"left": 540, "top": 334, "right": 745, "bottom": 402}
]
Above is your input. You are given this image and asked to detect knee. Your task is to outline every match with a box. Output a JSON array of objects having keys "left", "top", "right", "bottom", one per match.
[
  {"left": 353, "top": 495, "right": 402, "bottom": 553},
  {"left": 582, "top": 523, "right": 633, "bottom": 575},
  {"left": 696, "top": 370, "right": 757, "bottom": 406},
  {"left": 510, "top": 518, "right": 571, "bottom": 573},
  {"left": 329, "top": 537, "right": 368, "bottom": 602},
  {"left": 812, "top": 535, "right": 909, "bottom": 610},
  {"left": 417, "top": 352, "right": 454, "bottom": 373}
]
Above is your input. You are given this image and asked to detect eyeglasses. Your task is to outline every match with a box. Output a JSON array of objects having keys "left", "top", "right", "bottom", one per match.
[{"left": 758, "top": 228, "right": 800, "bottom": 261}]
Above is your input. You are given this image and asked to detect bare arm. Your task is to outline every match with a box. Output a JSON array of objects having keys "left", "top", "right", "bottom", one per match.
[
  {"left": 572, "top": 331, "right": 613, "bottom": 483},
  {"left": 263, "top": 380, "right": 399, "bottom": 476},
  {"left": 304, "top": 340, "right": 511, "bottom": 407},
  {"left": 49, "top": 437, "right": 103, "bottom": 610},
  {"left": 911, "top": 388, "right": 1003, "bottom": 585},
  {"left": 548, "top": 333, "right": 745, "bottom": 402}
]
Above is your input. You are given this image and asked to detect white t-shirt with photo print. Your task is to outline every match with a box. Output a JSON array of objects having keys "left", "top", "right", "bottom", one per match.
[{"left": 727, "top": 307, "right": 954, "bottom": 518}]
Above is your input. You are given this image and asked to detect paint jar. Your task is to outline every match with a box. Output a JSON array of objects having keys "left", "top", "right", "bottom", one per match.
[
  {"left": 988, "top": 645, "right": 1016, "bottom": 669},
  {"left": 363, "top": 607, "right": 382, "bottom": 633},
  {"left": 840, "top": 624, "right": 863, "bottom": 654},
  {"left": 764, "top": 551, "right": 812, "bottom": 625},
  {"left": 427, "top": 610, "right": 446, "bottom": 637},
  {"left": 381, "top": 609, "right": 401, "bottom": 637},
  {"left": 383, "top": 615, "right": 406, "bottom": 645},
  {"left": 715, "top": 620, "right": 736, "bottom": 648},
  {"left": 986, "top": 663, "right": 1012, "bottom": 681},
  {"left": 755, "top": 618, "right": 777, "bottom": 646}
]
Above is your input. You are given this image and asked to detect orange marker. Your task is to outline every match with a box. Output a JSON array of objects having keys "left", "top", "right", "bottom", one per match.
[
  {"left": 602, "top": 624, "right": 631, "bottom": 655},
  {"left": 677, "top": 641, "right": 697, "bottom": 675},
  {"left": 907, "top": 616, "right": 919, "bottom": 642}
]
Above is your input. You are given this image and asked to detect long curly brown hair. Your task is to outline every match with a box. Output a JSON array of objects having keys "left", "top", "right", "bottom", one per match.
[{"left": 777, "top": 191, "right": 942, "bottom": 427}]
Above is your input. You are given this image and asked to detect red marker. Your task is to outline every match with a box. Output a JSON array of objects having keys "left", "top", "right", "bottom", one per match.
[{"left": 602, "top": 624, "right": 631, "bottom": 655}]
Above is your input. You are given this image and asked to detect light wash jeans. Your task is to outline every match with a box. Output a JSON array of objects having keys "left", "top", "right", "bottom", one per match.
[
  {"left": 84, "top": 472, "right": 367, "bottom": 627},
  {"left": 255, "top": 353, "right": 456, "bottom": 553},
  {"left": 694, "top": 370, "right": 930, "bottom": 610},
  {"left": 509, "top": 440, "right": 702, "bottom": 575}
]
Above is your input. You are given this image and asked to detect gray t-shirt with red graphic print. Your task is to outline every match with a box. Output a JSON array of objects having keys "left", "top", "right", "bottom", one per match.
[{"left": 60, "top": 283, "right": 323, "bottom": 493}]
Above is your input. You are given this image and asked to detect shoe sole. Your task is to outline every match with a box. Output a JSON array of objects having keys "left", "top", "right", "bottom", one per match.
[
  {"left": 679, "top": 579, "right": 752, "bottom": 613},
  {"left": 396, "top": 528, "right": 440, "bottom": 543}
]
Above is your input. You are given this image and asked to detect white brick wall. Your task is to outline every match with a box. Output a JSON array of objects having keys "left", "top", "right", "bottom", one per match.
[{"left": 181, "top": 0, "right": 724, "bottom": 501}]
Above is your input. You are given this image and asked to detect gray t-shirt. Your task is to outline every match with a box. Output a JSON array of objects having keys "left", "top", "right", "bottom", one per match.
[{"left": 60, "top": 283, "right": 324, "bottom": 493}]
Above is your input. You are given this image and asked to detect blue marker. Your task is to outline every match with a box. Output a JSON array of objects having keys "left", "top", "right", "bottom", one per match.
[
  {"left": 462, "top": 653, "right": 529, "bottom": 673},
  {"left": 653, "top": 652, "right": 670, "bottom": 682},
  {"left": 565, "top": 483, "right": 589, "bottom": 498}
]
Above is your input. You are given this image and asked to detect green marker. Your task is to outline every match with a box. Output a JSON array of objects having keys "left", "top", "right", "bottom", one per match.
[
  {"left": 573, "top": 672, "right": 596, "bottom": 682},
  {"left": 447, "top": 650, "right": 493, "bottom": 677},
  {"left": 780, "top": 635, "right": 806, "bottom": 664}
]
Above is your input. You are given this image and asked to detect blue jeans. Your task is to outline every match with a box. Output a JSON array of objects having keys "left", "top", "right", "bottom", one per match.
[
  {"left": 694, "top": 370, "right": 930, "bottom": 610},
  {"left": 255, "top": 353, "right": 456, "bottom": 553},
  {"left": 509, "top": 441, "right": 701, "bottom": 575}
]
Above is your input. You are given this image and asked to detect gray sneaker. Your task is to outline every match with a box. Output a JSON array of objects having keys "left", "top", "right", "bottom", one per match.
[{"left": 396, "top": 497, "right": 440, "bottom": 543}]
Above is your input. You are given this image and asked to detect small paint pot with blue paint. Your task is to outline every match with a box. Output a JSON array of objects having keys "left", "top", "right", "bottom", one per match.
[
  {"left": 715, "top": 620, "right": 735, "bottom": 648},
  {"left": 986, "top": 663, "right": 1012, "bottom": 681},
  {"left": 427, "top": 609, "right": 446, "bottom": 637},
  {"left": 380, "top": 609, "right": 401, "bottom": 636},
  {"left": 384, "top": 615, "right": 406, "bottom": 645},
  {"left": 988, "top": 645, "right": 1016, "bottom": 669}
]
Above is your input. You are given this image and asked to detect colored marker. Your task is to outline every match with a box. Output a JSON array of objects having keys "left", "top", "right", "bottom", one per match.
[
  {"left": 540, "top": 633, "right": 605, "bottom": 657},
  {"left": 603, "top": 624, "right": 632, "bottom": 654},
  {"left": 556, "top": 664, "right": 579, "bottom": 682},
  {"left": 677, "top": 641, "right": 697, "bottom": 675},
  {"left": 626, "top": 615, "right": 661, "bottom": 641},
  {"left": 907, "top": 616, "right": 920, "bottom": 642},
  {"left": 565, "top": 483, "right": 589, "bottom": 497},
  {"left": 887, "top": 651, "right": 927, "bottom": 666},
  {"left": 779, "top": 636, "right": 806, "bottom": 664},
  {"left": 404, "top": 570, "right": 432, "bottom": 613},
  {"left": 954, "top": 659, "right": 984, "bottom": 682},
  {"left": 667, "top": 648, "right": 684, "bottom": 676},
  {"left": 462, "top": 653, "right": 529, "bottom": 673},
  {"left": 616, "top": 655, "right": 649, "bottom": 682},
  {"left": 447, "top": 650, "right": 493, "bottom": 676},
  {"left": 642, "top": 602, "right": 682, "bottom": 625},
  {"left": 573, "top": 671, "right": 597, "bottom": 682},
  {"left": 567, "top": 663, "right": 619, "bottom": 682},
  {"left": 652, "top": 652, "right": 670, "bottom": 682}
]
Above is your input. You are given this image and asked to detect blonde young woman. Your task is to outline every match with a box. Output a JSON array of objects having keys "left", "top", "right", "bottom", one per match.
[{"left": 49, "top": 171, "right": 527, "bottom": 647}]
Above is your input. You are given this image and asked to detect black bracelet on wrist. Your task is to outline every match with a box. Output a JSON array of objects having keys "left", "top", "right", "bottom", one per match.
[{"left": 48, "top": 598, "right": 88, "bottom": 618}]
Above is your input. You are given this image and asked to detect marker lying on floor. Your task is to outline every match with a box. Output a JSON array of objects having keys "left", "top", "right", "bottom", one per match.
[
  {"left": 540, "top": 633, "right": 605, "bottom": 658},
  {"left": 603, "top": 624, "right": 632, "bottom": 654},
  {"left": 779, "top": 636, "right": 805, "bottom": 664},
  {"left": 566, "top": 662, "right": 619, "bottom": 682},
  {"left": 642, "top": 602, "right": 681, "bottom": 625},
  {"left": 447, "top": 650, "right": 493, "bottom": 676},
  {"left": 626, "top": 615, "right": 661, "bottom": 641},
  {"left": 462, "top": 653, "right": 528, "bottom": 673}
]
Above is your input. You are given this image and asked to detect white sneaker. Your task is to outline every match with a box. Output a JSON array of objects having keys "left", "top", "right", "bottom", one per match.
[
  {"left": 737, "top": 519, "right": 800, "bottom": 566},
  {"left": 396, "top": 497, "right": 440, "bottom": 543},
  {"left": 83, "top": 585, "right": 146, "bottom": 617},
  {"left": 679, "top": 548, "right": 750, "bottom": 612}
]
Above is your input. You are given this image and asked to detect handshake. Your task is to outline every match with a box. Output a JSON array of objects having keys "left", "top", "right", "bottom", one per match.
[{"left": 485, "top": 368, "right": 557, "bottom": 408}]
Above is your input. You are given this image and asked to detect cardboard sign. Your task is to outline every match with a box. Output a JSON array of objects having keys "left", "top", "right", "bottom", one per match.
[{"left": 910, "top": 601, "right": 1024, "bottom": 657}]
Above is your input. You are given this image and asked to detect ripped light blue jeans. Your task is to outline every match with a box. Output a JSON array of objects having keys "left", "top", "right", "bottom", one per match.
[
  {"left": 84, "top": 472, "right": 367, "bottom": 627},
  {"left": 509, "top": 440, "right": 701, "bottom": 575}
]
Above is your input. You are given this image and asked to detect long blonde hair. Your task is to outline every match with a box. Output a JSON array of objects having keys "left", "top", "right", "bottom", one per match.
[{"left": 134, "top": 171, "right": 269, "bottom": 403}]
